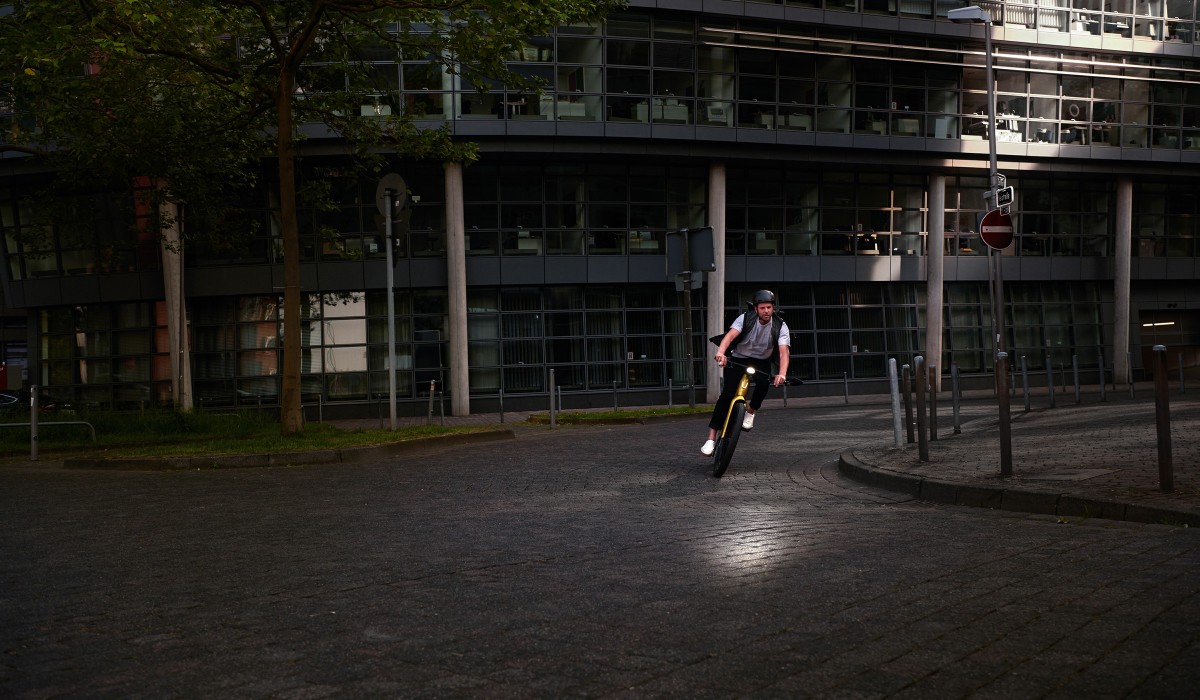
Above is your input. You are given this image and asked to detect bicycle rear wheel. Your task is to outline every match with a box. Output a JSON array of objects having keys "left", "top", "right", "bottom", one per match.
[{"left": 712, "top": 401, "right": 747, "bottom": 478}]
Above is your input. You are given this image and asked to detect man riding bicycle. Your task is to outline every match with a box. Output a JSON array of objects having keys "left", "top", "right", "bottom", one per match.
[{"left": 701, "top": 289, "right": 791, "bottom": 456}]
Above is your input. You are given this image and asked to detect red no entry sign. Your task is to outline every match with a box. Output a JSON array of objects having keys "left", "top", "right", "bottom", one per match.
[{"left": 980, "top": 208, "right": 1014, "bottom": 250}]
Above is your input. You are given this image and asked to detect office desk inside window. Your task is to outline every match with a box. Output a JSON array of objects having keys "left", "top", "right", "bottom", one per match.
[
  {"left": 1059, "top": 125, "right": 1088, "bottom": 145},
  {"left": 894, "top": 118, "right": 919, "bottom": 136}
]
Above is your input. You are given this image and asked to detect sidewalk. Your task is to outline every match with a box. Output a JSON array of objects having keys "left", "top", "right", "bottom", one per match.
[{"left": 840, "top": 387, "right": 1200, "bottom": 527}]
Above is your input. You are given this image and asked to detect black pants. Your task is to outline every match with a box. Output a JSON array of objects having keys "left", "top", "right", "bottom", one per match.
[{"left": 708, "top": 357, "right": 773, "bottom": 431}]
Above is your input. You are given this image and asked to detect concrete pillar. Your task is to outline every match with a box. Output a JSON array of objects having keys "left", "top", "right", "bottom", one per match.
[
  {"left": 706, "top": 162, "right": 727, "bottom": 404},
  {"left": 927, "top": 174, "right": 946, "bottom": 392},
  {"left": 1114, "top": 176, "right": 1133, "bottom": 386},
  {"left": 160, "top": 199, "right": 193, "bottom": 412},
  {"left": 444, "top": 162, "right": 469, "bottom": 416}
]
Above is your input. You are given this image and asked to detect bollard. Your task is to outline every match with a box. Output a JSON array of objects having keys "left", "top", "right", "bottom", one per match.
[
  {"left": 951, "top": 364, "right": 962, "bottom": 434},
  {"left": 557, "top": 384, "right": 563, "bottom": 414},
  {"left": 613, "top": 380, "right": 618, "bottom": 410},
  {"left": 1021, "top": 355, "right": 1030, "bottom": 413},
  {"left": 499, "top": 387, "right": 505, "bottom": 424},
  {"left": 1152, "top": 345, "right": 1173, "bottom": 493},
  {"left": 30, "top": 385, "right": 39, "bottom": 462},
  {"left": 928, "top": 365, "right": 938, "bottom": 442},
  {"left": 1072, "top": 355, "right": 1081, "bottom": 404},
  {"left": 888, "top": 358, "right": 903, "bottom": 448},
  {"left": 426, "top": 380, "right": 436, "bottom": 425},
  {"left": 1180, "top": 353, "right": 1186, "bottom": 395},
  {"left": 843, "top": 372, "right": 849, "bottom": 405},
  {"left": 902, "top": 364, "right": 914, "bottom": 444},
  {"left": 915, "top": 355, "right": 929, "bottom": 462},
  {"left": 1128, "top": 351, "right": 1134, "bottom": 399},
  {"left": 997, "top": 352, "right": 1012, "bottom": 477},
  {"left": 1098, "top": 351, "right": 1107, "bottom": 403},
  {"left": 439, "top": 390, "right": 445, "bottom": 426},
  {"left": 1045, "top": 352, "right": 1056, "bottom": 409},
  {"left": 549, "top": 369, "right": 557, "bottom": 430},
  {"left": 668, "top": 379, "right": 673, "bottom": 408},
  {"left": 783, "top": 381, "right": 788, "bottom": 408}
]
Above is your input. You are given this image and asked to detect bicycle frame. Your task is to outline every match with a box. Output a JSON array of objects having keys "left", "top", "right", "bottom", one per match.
[{"left": 718, "top": 366, "right": 755, "bottom": 439}]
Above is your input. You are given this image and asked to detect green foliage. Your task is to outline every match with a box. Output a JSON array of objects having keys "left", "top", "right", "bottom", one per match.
[
  {"left": 2, "top": 0, "right": 627, "bottom": 433},
  {"left": 0, "top": 408, "right": 490, "bottom": 460}
]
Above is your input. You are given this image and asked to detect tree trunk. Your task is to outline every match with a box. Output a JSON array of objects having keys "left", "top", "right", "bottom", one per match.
[{"left": 277, "top": 74, "right": 304, "bottom": 435}]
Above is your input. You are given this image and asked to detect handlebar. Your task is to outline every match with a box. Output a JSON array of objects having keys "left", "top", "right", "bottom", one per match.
[{"left": 719, "top": 356, "right": 803, "bottom": 385}]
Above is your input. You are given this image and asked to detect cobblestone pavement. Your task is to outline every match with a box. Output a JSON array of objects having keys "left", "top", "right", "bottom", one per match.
[
  {"left": 2, "top": 392, "right": 1199, "bottom": 698},
  {"left": 843, "top": 388, "right": 1200, "bottom": 527}
]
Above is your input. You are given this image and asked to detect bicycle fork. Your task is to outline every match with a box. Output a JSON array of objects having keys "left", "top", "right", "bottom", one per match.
[{"left": 720, "top": 371, "right": 754, "bottom": 438}]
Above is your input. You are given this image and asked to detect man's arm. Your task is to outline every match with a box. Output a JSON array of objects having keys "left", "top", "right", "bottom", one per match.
[
  {"left": 774, "top": 343, "right": 790, "bottom": 386},
  {"left": 713, "top": 328, "right": 740, "bottom": 368}
]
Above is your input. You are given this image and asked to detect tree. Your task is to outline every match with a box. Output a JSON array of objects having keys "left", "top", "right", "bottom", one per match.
[{"left": 2, "top": 0, "right": 625, "bottom": 433}]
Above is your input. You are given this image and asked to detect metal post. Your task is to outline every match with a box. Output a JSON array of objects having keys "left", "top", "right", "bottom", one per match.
[
  {"left": 1152, "top": 345, "right": 1173, "bottom": 492},
  {"left": 843, "top": 372, "right": 849, "bottom": 404},
  {"left": 997, "top": 352, "right": 1012, "bottom": 477},
  {"left": 30, "top": 385, "right": 38, "bottom": 462},
  {"left": 613, "top": 379, "right": 618, "bottom": 410},
  {"left": 668, "top": 378, "right": 674, "bottom": 408},
  {"left": 499, "top": 387, "right": 505, "bottom": 424},
  {"left": 1180, "top": 353, "right": 1186, "bottom": 394},
  {"left": 951, "top": 364, "right": 962, "bottom": 434},
  {"left": 1045, "top": 351, "right": 1056, "bottom": 409},
  {"left": 549, "top": 368, "right": 556, "bottom": 430},
  {"left": 1099, "top": 351, "right": 1107, "bottom": 402},
  {"left": 1128, "top": 351, "right": 1134, "bottom": 399},
  {"left": 384, "top": 188, "right": 397, "bottom": 430},
  {"left": 426, "top": 380, "right": 436, "bottom": 425},
  {"left": 915, "top": 356, "right": 929, "bottom": 462},
  {"left": 1072, "top": 355, "right": 1081, "bottom": 404},
  {"left": 902, "top": 364, "right": 914, "bottom": 444},
  {"left": 928, "top": 365, "right": 938, "bottom": 442},
  {"left": 1021, "top": 355, "right": 1030, "bottom": 413},
  {"left": 679, "top": 228, "right": 696, "bottom": 409},
  {"left": 888, "top": 358, "right": 903, "bottom": 448}
]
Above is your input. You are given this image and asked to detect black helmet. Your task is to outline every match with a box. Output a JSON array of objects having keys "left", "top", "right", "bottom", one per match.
[{"left": 752, "top": 289, "right": 777, "bottom": 306}]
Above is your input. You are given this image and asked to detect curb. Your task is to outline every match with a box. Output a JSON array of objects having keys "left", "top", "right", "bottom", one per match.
[
  {"left": 838, "top": 450, "right": 1200, "bottom": 528},
  {"left": 61, "top": 429, "right": 516, "bottom": 471}
]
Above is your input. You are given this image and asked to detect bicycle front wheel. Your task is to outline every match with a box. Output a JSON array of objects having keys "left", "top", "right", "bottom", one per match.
[{"left": 712, "top": 401, "right": 747, "bottom": 478}]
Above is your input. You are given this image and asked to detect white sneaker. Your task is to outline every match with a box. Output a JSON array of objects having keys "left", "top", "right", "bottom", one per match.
[
  {"left": 742, "top": 412, "right": 756, "bottom": 431},
  {"left": 701, "top": 439, "right": 715, "bottom": 456}
]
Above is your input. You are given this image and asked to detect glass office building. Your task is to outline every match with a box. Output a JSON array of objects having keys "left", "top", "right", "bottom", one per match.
[{"left": 1, "top": 1, "right": 1198, "bottom": 416}]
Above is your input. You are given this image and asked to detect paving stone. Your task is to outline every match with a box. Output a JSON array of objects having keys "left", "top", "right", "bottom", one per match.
[{"left": 1, "top": 392, "right": 1198, "bottom": 696}]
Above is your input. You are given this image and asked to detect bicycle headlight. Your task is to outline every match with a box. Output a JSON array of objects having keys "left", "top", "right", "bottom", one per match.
[{"left": 745, "top": 366, "right": 756, "bottom": 375}]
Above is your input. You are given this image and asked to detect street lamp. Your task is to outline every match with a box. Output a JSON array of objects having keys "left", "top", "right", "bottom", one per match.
[{"left": 951, "top": 5, "right": 1012, "bottom": 474}]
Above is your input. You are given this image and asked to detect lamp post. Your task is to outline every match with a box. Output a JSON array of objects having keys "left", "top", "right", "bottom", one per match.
[
  {"left": 951, "top": 5, "right": 1012, "bottom": 475},
  {"left": 376, "top": 173, "right": 407, "bottom": 430}
]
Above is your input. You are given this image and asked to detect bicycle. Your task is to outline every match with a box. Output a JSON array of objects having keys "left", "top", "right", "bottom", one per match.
[
  {"left": 710, "top": 359, "right": 754, "bottom": 478},
  {"left": 710, "top": 358, "right": 801, "bottom": 478}
]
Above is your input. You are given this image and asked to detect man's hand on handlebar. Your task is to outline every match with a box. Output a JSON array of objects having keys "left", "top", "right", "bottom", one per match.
[{"left": 714, "top": 351, "right": 727, "bottom": 368}]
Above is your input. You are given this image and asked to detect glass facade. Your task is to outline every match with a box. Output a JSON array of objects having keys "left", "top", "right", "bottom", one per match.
[{"left": 2, "top": 3, "right": 1198, "bottom": 413}]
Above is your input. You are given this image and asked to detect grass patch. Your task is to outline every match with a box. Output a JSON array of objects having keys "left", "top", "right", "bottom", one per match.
[
  {"left": 526, "top": 404, "right": 709, "bottom": 425},
  {"left": 0, "top": 409, "right": 494, "bottom": 462}
]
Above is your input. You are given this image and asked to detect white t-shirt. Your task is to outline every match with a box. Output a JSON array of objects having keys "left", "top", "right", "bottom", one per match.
[{"left": 729, "top": 313, "right": 791, "bottom": 360}]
